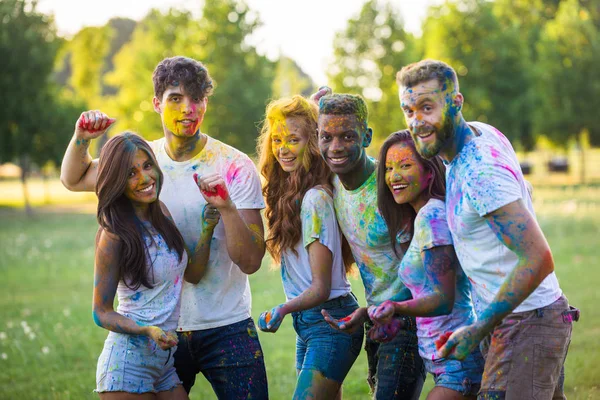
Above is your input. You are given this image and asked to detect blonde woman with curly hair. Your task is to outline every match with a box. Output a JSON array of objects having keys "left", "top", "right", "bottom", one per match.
[{"left": 257, "top": 95, "right": 362, "bottom": 399}]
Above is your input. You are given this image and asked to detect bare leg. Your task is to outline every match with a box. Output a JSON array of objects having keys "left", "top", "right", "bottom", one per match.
[
  {"left": 99, "top": 392, "right": 156, "bottom": 400},
  {"left": 426, "top": 386, "right": 476, "bottom": 400},
  {"left": 293, "top": 369, "right": 342, "bottom": 400},
  {"left": 157, "top": 385, "right": 189, "bottom": 400}
]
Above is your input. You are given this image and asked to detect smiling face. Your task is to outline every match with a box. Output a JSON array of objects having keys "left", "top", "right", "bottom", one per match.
[
  {"left": 271, "top": 117, "right": 309, "bottom": 173},
  {"left": 399, "top": 79, "right": 459, "bottom": 159},
  {"left": 153, "top": 84, "right": 208, "bottom": 137},
  {"left": 385, "top": 142, "right": 430, "bottom": 209},
  {"left": 123, "top": 149, "right": 159, "bottom": 208},
  {"left": 317, "top": 114, "right": 371, "bottom": 175}
]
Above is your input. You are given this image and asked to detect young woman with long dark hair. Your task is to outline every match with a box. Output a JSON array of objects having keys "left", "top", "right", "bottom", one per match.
[
  {"left": 256, "top": 95, "right": 362, "bottom": 399},
  {"left": 91, "top": 128, "right": 216, "bottom": 399},
  {"left": 368, "top": 130, "right": 484, "bottom": 400}
]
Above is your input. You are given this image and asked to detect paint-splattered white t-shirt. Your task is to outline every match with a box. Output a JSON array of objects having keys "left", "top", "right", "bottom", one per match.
[
  {"left": 445, "top": 122, "right": 562, "bottom": 314},
  {"left": 280, "top": 188, "right": 351, "bottom": 301},
  {"left": 150, "top": 136, "right": 265, "bottom": 330},
  {"left": 117, "top": 224, "right": 188, "bottom": 332},
  {"left": 398, "top": 198, "right": 475, "bottom": 360},
  {"left": 332, "top": 167, "right": 411, "bottom": 305}
]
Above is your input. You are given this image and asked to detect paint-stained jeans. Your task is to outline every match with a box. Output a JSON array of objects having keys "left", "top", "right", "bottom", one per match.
[
  {"left": 293, "top": 293, "right": 364, "bottom": 383},
  {"left": 478, "top": 295, "right": 574, "bottom": 400},
  {"left": 365, "top": 316, "right": 426, "bottom": 400},
  {"left": 174, "top": 317, "right": 268, "bottom": 399}
]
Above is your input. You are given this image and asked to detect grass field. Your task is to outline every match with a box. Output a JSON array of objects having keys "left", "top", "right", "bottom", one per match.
[{"left": 0, "top": 183, "right": 599, "bottom": 399}]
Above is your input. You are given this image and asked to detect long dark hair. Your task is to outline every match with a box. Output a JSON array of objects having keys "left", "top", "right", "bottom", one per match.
[
  {"left": 95, "top": 132, "right": 186, "bottom": 290},
  {"left": 377, "top": 130, "right": 446, "bottom": 257},
  {"left": 257, "top": 96, "right": 334, "bottom": 262}
]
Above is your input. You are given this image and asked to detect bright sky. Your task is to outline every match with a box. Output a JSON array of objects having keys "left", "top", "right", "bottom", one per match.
[{"left": 37, "top": 0, "right": 441, "bottom": 84}]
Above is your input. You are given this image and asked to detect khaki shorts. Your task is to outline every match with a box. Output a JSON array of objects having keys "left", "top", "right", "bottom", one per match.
[{"left": 478, "top": 295, "right": 573, "bottom": 400}]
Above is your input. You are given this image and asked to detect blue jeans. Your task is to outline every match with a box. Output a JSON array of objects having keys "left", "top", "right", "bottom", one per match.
[
  {"left": 365, "top": 317, "right": 426, "bottom": 400},
  {"left": 293, "top": 293, "right": 363, "bottom": 383},
  {"left": 174, "top": 317, "right": 268, "bottom": 399}
]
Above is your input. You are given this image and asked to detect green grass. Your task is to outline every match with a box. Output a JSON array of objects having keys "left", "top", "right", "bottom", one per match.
[{"left": 0, "top": 185, "right": 599, "bottom": 399}]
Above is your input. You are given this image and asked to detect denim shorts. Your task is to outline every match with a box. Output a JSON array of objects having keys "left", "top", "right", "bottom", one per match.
[
  {"left": 423, "top": 349, "right": 484, "bottom": 396},
  {"left": 96, "top": 331, "right": 181, "bottom": 394},
  {"left": 174, "top": 317, "right": 268, "bottom": 399},
  {"left": 292, "top": 293, "right": 364, "bottom": 383}
]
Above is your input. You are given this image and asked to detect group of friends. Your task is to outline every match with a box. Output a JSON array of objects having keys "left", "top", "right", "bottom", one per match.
[{"left": 60, "top": 56, "right": 578, "bottom": 400}]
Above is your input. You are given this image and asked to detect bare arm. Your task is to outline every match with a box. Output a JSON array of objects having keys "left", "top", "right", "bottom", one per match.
[
  {"left": 370, "top": 245, "right": 458, "bottom": 323},
  {"left": 60, "top": 110, "right": 115, "bottom": 192},
  {"left": 258, "top": 241, "right": 333, "bottom": 332},
  {"left": 439, "top": 199, "right": 554, "bottom": 359},
  {"left": 184, "top": 204, "right": 220, "bottom": 284},
  {"left": 195, "top": 173, "right": 265, "bottom": 274},
  {"left": 93, "top": 229, "right": 177, "bottom": 350}
]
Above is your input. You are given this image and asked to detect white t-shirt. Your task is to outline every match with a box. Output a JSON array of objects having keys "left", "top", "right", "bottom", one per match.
[
  {"left": 445, "top": 122, "right": 562, "bottom": 314},
  {"left": 398, "top": 199, "right": 476, "bottom": 360},
  {"left": 150, "top": 136, "right": 265, "bottom": 330},
  {"left": 332, "top": 167, "right": 412, "bottom": 305},
  {"left": 280, "top": 188, "right": 351, "bottom": 301}
]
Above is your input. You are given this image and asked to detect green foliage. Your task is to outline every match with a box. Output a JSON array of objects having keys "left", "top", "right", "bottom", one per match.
[
  {"left": 176, "top": 0, "right": 274, "bottom": 154},
  {"left": 0, "top": 0, "right": 59, "bottom": 163},
  {"left": 422, "top": 0, "right": 535, "bottom": 149},
  {"left": 103, "top": 9, "right": 194, "bottom": 142},
  {"left": 328, "top": 0, "right": 420, "bottom": 150},
  {"left": 272, "top": 56, "right": 315, "bottom": 98},
  {"left": 67, "top": 26, "right": 114, "bottom": 103},
  {"left": 535, "top": 0, "right": 600, "bottom": 145}
]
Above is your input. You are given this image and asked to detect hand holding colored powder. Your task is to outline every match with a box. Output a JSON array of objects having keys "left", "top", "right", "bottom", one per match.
[
  {"left": 257, "top": 305, "right": 286, "bottom": 333},
  {"left": 193, "top": 173, "right": 232, "bottom": 207},
  {"left": 434, "top": 331, "right": 454, "bottom": 350},
  {"left": 75, "top": 110, "right": 116, "bottom": 138}
]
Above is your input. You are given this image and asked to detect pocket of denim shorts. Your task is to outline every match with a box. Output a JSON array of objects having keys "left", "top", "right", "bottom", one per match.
[{"left": 532, "top": 343, "right": 564, "bottom": 399}]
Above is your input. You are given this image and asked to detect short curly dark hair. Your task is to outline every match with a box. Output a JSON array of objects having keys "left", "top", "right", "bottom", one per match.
[
  {"left": 152, "top": 56, "right": 215, "bottom": 101},
  {"left": 318, "top": 93, "right": 368, "bottom": 126}
]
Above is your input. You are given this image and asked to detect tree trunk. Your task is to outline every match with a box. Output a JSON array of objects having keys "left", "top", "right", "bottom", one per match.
[{"left": 20, "top": 156, "right": 33, "bottom": 216}]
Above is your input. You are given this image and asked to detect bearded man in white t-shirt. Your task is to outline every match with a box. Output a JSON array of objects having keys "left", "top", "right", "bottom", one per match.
[
  {"left": 397, "top": 59, "right": 576, "bottom": 399},
  {"left": 60, "top": 56, "right": 268, "bottom": 399}
]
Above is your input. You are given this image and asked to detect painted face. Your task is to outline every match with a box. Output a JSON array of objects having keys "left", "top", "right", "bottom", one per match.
[
  {"left": 317, "top": 114, "right": 370, "bottom": 175},
  {"left": 385, "top": 142, "right": 430, "bottom": 207},
  {"left": 155, "top": 84, "right": 208, "bottom": 137},
  {"left": 123, "top": 149, "right": 159, "bottom": 206},
  {"left": 399, "top": 79, "right": 456, "bottom": 159},
  {"left": 271, "top": 117, "right": 309, "bottom": 173}
]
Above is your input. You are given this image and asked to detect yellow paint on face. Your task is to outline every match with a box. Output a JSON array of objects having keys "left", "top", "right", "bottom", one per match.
[
  {"left": 160, "top": 86, "right": 207, "bottom": 137},
  {"left": 270, "top": 116, "right": 309, "bottom": 173}
]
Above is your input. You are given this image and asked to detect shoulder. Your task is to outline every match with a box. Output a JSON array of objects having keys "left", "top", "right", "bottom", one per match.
[
  {"left": 303, "top": 187, "right": 334, "bottom": 209},
  {"left": 207, "top": 136, "right": 254, "bottom": 164},
  {"left": 415, "top": 199, "right": 447, "bottom": 229},
  {"left": 159, "top": 201, "right": 173, "bottom": 219},
  {"left": 96, "top": 227, "right": 121, "bottom": 251}
]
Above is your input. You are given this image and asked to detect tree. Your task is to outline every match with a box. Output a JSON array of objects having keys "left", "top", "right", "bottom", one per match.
[
  {"left": 175, "top": 0, "right": 274, "bottom": 154},
  {"left": 104, "top": 9, "right": 195, "bottom": 143},
  {"left": 535, "top": 0, "right": 600, "bottom": 181},
  {"left": 421, "top": 0, "right": 535, "bottom": 150},
  {"left": 272, "top": 56, "right": 314, "bottom": 99},
  {"left": 328, "top": 0, "right": 420, "bottom": 151},
  {"left": 0, "top": 0, "right": 60, "bottom": 214}
]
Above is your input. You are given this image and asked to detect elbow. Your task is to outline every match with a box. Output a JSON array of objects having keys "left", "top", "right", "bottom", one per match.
[
  {"left": 92, "top": 309, "right": 104, "bottom": 328},
  {"left": 238, "top": 258, "right": 262, "bottom": 275},
  {"left": 60, "top": 174, "right": 75, "bottom": 191},
  {"left": 430, "top": 295, "right": 455, "bottom": 316}
]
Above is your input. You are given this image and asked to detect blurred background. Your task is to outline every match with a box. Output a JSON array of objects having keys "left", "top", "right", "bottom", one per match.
[{"left": 1, "top": 0, "right": 599, "bottom": 399}]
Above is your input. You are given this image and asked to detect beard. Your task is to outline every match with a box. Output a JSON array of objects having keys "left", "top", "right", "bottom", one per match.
[{"left": 412, "top": 114, "right": 455, "bottom": 159}]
